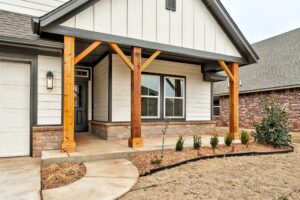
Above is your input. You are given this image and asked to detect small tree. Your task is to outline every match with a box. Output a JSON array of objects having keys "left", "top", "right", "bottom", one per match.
[
  {"left": 224, "top": 134, "right": 232, "bottom": 147},
  {"left": 193, "top": 135, "right": 202, "bottom": 150},
  {"left": 175, "top": 135, "right": 185, "bottom": 151},
  {"left": 253, "top": 97, "right": 291, "bottom": 147},
  {"left": 210, "top": 135, "right": 219, "bottom": 154}
]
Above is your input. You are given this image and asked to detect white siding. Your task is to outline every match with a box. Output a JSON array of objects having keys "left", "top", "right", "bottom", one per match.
[
  {"left": 37, "top": 55, "right": 62, "bottom": 125},
  {"left": 0, "top": 0, "right": 69, "bottom": 16},
  {"left": 93, "top": 56, "right": 109, "bottom": 121},
  {"left": 111, "top": 54, "right": 211, "bottom": 122},
  {"left": 61, "top": 0, "right": 241, "bottom": 58}
]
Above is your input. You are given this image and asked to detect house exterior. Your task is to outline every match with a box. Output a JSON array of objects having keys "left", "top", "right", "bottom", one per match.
[
  {"left": 213, "top": 28, "right": 300, "bottom": 132},
  {"left": 0, "top": 0, "right": 258, "bottom": 158}
]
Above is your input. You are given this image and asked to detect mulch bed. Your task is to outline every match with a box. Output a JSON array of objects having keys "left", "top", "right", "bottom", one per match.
[
  {"left": 128, "top": 143, "right": 292, "bottom": 176},
  {"left": 41, "top": 162, "right": 86, "bottom": 190}
]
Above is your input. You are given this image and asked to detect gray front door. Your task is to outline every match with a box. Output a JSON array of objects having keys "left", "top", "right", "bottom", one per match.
[{"left": 74, "top": 81, "right": 88, "bottom": 132}]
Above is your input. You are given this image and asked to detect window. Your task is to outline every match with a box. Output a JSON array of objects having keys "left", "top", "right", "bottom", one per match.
[
  {"left": 141, "top": 75, "right": 160, "bottom": 118},
  {"left": 164, "top": 77, "right": 185, "bottom": 118},
  {"left": 166, "top": 0, "right": 176, "bottom": 11},
  {"left": 213, "top": 98, "right": 220, "bottom": 117}
]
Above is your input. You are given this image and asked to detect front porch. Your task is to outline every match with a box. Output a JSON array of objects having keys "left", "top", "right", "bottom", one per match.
[{"left": 42, "top": 133, "right": 225, "bottom": 165}]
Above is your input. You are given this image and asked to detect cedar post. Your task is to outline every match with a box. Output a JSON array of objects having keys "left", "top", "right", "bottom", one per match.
[
  {"left": 229, "top": 63, "right": 239, "bottom": 139},
  {"left": 128, "top": 47, "right": 144, "bottom": 148},
  {"left": 62, "top": 36, "right": 76, "bottom": 152}
]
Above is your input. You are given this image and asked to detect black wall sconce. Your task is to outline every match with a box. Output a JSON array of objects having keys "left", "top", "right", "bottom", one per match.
[{"left": 46, "top": 71, "right": 54, "bottom": 89}]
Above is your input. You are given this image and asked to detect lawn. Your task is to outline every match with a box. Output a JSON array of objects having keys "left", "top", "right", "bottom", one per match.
[{"left": 120, "top": 152, "right": 300, "bottom": 200}]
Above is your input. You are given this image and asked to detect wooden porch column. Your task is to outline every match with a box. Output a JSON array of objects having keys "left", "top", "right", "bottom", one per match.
[
  {"left": 229, "top": 63, "right": 239, "bottom": 139},
  {"left": 129, "top": 47, "right": 144, "bottom": 148},
  {"left": 62, "top": 36, "right": 76, "bottom": 152}
]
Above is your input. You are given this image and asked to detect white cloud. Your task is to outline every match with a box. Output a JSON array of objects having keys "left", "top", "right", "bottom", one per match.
[{"left": 221, "top": 0, "right": 300, "bottom": 43}]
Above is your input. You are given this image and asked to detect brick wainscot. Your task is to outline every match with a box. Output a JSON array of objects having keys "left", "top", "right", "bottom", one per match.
[
  {"left": 91, "top": 121, "right": 216, "bottom": 140},
  {"left": 214, "top": 88, "right": 300, "bottom": 132},
  {"left": 32, "top": 126, "right": 63, "bottom": 157}
]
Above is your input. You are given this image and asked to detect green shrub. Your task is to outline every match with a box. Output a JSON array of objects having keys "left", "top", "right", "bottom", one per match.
[
  {"left": 210, "top": 135, "right": 219, "bottom": 153},
  {"left": 150, "top": 156, "right": 162, "bottom": 165},
  {"left": 253, "top": 98, "right": 291, "bottom": 147},
  {"left": 175, "top": 135, "right": 184, "bottom": 151},
  {"left": 240, "top": 130, "right": 250, "bottom": 145},
  {"left": 193, "top": 135, "right": 202, "bottom": 150},
  {"left": 224, "top": 135, "right": 232, "bottom": 147}
]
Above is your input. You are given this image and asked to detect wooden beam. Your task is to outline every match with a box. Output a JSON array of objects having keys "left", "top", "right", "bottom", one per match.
[
  {"left": 218, "top": 60, "right": 234, "bottom": 81},
  {"left": 62, "top": 36, "right": 76, "bottom": 153},
  {"left": 141, "top": 50, "right": 161, "bottom": 71},
  {"left": 108, "top": 42, "right": 135, "bottom": 71},
  {"left": 229, "top": 63, "right": 239, "bottom": 140},
  {"left": 128, "top": 47, "right": 144, "bottom": 148},
  {"left": 74, "top": 41, "right": 102, "bottom": 65}
]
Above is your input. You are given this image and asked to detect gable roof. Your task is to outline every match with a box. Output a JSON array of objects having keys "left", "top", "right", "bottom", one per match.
[
  {"left": 214, "top": 28, "right": 300, "bottom": 96},
  {"left": 0, "top": 10, "right": 63, "bottom": 51},
  {"left": 32, "top": 0, "right": 258, "bottom": 65}
]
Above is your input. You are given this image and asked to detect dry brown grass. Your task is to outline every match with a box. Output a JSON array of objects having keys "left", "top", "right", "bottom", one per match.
[
  {"left": 41, "top": 163, "right": 86, "bottom": 190},
  {"left": 120, "top": 152, "right": 300, "bottom": 200}
]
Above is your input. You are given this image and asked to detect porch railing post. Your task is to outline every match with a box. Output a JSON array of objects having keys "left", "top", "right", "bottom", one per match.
[
  {"left": 229, "top": 62, "right": 239, "bottom": 140},
  {"left": 129, "top": 46, "right": 144, "bottom": 148},
  {"left": 62, "top": 35, "right": 76, "bottom": 152}
]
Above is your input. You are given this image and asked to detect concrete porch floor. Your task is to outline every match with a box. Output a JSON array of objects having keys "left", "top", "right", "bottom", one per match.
[{"left": 42, "top": 133, "right": 225, "bottom": 165}]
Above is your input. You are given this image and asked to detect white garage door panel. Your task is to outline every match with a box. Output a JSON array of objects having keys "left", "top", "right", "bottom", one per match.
[{"left": 0, "top": 61, "right": 30, "bottom": 157}]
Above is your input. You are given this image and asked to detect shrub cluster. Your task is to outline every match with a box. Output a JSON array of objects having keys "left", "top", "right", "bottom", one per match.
[{"left": 253, "top": 98, "right": 291, "bottom": 147}]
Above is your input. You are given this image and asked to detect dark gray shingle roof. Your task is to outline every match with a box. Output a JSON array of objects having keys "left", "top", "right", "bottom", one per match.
[
  {"left": 214, "top": 28, "right": 300, "bottom": 96},
  {"left": 0, "top": 10, "right": 62, "bottom": 49}
]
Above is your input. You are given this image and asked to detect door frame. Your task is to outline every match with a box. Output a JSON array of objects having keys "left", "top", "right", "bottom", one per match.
[{"left": 74, "top": 79, "right": 89, "bottom": 132}]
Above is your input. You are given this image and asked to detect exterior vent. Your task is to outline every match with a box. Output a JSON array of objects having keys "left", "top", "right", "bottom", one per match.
[{"left": 166, "top": 0, "right": 176, "bottom": 11}]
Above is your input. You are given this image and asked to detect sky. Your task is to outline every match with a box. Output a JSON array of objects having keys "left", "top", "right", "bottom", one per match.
[{"left": 221, "top": 0, "right": 300, "bottom": 43}]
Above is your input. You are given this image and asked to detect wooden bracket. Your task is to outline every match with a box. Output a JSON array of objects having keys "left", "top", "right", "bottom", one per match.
[
  {"left": 74, "top": 41, "right": 102, "bottom": 65},
  {"left": 218, "top": 60, "right": 234, "bottom": 81},
  {"left": 108, "top": 42, "right": 135, "bottom": 71},
  {"left": 141, "top": 50, "right": 161, "bottom": 71}
]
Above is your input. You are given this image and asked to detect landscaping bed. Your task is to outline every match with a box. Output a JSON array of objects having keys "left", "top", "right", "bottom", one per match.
[
  {"left": 41, "top": 162, "right": 86, "bottom": 190},
  {"left": 128, "top": 143, "right": 293, "bottom": 176}
]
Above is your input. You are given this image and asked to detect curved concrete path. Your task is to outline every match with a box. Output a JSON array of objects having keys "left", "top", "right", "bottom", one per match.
[{"left": 42, "top": 159, "right": 139, "bottom": 200}]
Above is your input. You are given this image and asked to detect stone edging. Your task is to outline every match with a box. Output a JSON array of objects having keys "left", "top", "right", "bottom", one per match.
[{"left": 140, "top": 146, "right": 294, "bottom": 177}]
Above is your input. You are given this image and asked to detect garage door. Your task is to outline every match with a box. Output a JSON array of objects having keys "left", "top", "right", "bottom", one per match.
[{"left": 0, "top": 61, "right": 30, "bottom": 157}]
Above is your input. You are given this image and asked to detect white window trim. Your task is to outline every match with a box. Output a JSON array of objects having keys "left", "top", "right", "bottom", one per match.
[
  {"left": 164, "top": 76, "right": 185, "bottom": 119},
  {"left": 141, "top": 74, "right": 161, "bottom": 119},
  {"left": 213, "top": 99, "right": 221, "bottom": 117}
]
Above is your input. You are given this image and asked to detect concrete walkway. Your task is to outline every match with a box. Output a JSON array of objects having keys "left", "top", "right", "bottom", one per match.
[
  {"left": 0, "top": 157, "right": 41, "bottom": 200},
  {"left": 42, "top": 159, "right": 139, "bottom": 200},
  {"left": 42, "top": 133, "right": 225, "bottom": 165}
]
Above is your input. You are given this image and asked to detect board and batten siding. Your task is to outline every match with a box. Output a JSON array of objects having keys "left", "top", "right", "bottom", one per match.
[
  {"left": 61, "top": 0, "right": 241, "bottom": 58},
  {"left": 0, "top": 0, "right": 69, "bottom": 16},
  {"left": 93, "top": 55, "right": 109, "bottom": 121},
  {"left": 37, "top": 55, "right": 62, "bottom": 125},
  {"left": 111, "top": 54, "right": 211, "bottom": 122}
]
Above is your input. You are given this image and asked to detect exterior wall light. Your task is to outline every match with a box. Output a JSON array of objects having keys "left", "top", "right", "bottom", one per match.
[{"left": 46, "top": 71, "right": 54, "bottom": 89}]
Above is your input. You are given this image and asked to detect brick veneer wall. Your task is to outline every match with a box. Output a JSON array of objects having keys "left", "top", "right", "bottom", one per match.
[
  {"left": 32, "top": 126, "right": 63, "bottom": 157},
  {"left": 91, "top": 121, "right": 216, "bottom": 140},
  {"left": 214, "top": 88, "right": 300, "bottom": 132}
]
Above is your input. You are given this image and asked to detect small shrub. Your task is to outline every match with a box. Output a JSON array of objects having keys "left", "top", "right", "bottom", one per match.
[
  {"left": 151, "top": 156, "right": 162, "bottom": 165},
  {"left": 193, "top": 135, "right": 202, "bottom": 150},
  {"left": 279, "top": 197, "right": 289, "bottom": 200},
  {"left": 253, "top": 98, "right": 291, "bottom": 147},
  {"left": 175, "top": 135, "right": 184, "bottom": 151},
  {"left": 210, "top": 135, "right": 219, "bottom": 153},
  {"left": 240, "top": 130, "right": 250, "bottom": 145},
  {"left": 224, "top": 135, "right": 232, "bottom": 147}
]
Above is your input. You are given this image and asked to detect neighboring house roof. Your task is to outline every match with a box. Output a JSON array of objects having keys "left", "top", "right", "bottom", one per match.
[
  {"left": 31, "top": 0, "right": 258, "bottom": 65},
  {"left": 0, "top": 10, "right": 63, "bottom": 51},
  {"left": 214, "top": 28, "right": 300, "bottom": 96}
]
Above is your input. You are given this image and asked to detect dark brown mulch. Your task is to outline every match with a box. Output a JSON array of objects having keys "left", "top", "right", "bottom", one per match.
[
  {"left": 41, "top": 162, "right": 86, "bottom": 190},
  {"left": 128, "top": 143, "right": 291, "bottom": 175}
]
